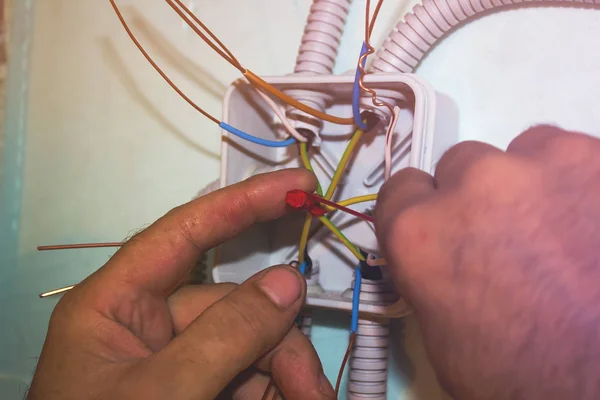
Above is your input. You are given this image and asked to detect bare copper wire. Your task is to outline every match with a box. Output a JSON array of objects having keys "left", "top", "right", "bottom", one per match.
[
  {"left": 39, "top": 285, "right": 76, "bottom": 298},
  {"left": 37, "top": 242, "right": 123, "bottom": 251},
  {"left": 335, "top": 332, "right": 356, "bottom": 396},
  {"left": 169, "top": 0, "right": 244, "bottom": 73},
  {"left": 358, "top": 0, "right": 395, "bottom": 117},
  {"left": 109, "top": 0, "right": 220, "bottom": 124}
]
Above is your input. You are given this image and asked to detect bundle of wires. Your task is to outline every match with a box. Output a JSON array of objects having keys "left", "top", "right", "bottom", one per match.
[
  {"left": 108, "top": 1, "right": 394, "bottom": 398},
  {"left": 109, "top": 0, "right": 362, "bottom": 152},
  {"left": 335, "top": 265, "right": 362, "bottom": 395}
]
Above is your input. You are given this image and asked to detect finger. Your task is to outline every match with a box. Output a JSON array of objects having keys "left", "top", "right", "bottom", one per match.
[
  {"left": 170, "top": 285, "right": 333, "bottom": 399},
  {"left": 375, "top": 167, "right": 436, "bottom": 242},
  {"left": 434, "top": 141, "right": 503, "bottom": 188},
  {"left": 256, "top": 328, "right": 334, "bottom": 400},
  {"left": 216, "top": 368, "right": 270, "bottom": 400},
  {"left": 506, "top": 124, "right": 569, "bottom": 155},
  {"left": 168, "top": 283, "right": 236, "bottom": 334},
  {"left": 374, "top": 169, "right": 445, "bottom": 303},
  {"left": 508, "top": 125, "right": 600, "bottom": 168},
  {"left": 94, "top": 169, "right": 317, "bottom": 297},
  {"left": 136, "top": 266, "right": 319, "bottom": 400}
]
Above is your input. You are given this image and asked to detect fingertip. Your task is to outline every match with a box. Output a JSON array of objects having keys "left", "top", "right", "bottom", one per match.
[
  {"left": 256, "top": 266, "right": 306, "bottom": 311},
  {"left": 507, "top": 124, "right": 571, "bottom": 154},
  {"left": 289, "top": 168, "right": 319, "bottom": 193}
]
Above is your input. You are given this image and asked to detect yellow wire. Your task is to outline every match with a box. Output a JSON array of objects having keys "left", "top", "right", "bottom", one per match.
[
  {"left": 298, "top": 143, "right": 319, "bottom": 263},
  {"left": 244, "top": 71, "right": 354, "bottom": 126},
  {"left": 300, "top": 142, "right": 323, "bottom": 196},
  {"left": 319, "top": 216, "right": 365, "bottom": 261},
  {"left": 323, "top": 194, "right": 378, "bottom": 212},
  {"left": 298, "top": 214, "right": 312, "bottom": 264},
  {"left": 297, "top": 129, "right": 369, "bottom": 263},
  {"left": 339, "top": 194, "right": 378, "bottom": 207},
  {"left": 324, "top": 128, "right": 365, "bottom": 200}
]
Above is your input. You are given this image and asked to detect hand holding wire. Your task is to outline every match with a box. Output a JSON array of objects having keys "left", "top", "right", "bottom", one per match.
[{"left": 29, "top": 170, "right": 336, "bottom": 400}]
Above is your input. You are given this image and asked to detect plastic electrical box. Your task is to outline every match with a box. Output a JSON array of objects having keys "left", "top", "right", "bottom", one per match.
[{"left": 211, "top": 73, "right": 458, "bottom": 317}]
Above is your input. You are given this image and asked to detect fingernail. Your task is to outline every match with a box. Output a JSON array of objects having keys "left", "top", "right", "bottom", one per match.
[
  {"left": 257, "top": 267, "right": 303, "bottom": 309},
  {"left": 319, "top": 371, "right": 335, "bottom": 397}
]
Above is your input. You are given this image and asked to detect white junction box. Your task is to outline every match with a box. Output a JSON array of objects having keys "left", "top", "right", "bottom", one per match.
[{"left": 211, "top": 73, "right": 458, "bottom": 317}]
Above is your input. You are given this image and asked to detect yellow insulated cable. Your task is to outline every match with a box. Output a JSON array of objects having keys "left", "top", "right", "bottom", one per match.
[
  {"left": 319, "top": 216, "right": 365, "bottom": 261},
  {"left": 300, "top": 142, "right": 323, "bottom": 196},
  {"left": 297, "top": 214, "right": 312, "bottom": 264},
  {"left": 324, "top": 128, "right": 365, "bottom": 200},
  {"left": 323, "top": 194, "right": 378, "bottom": 212}
]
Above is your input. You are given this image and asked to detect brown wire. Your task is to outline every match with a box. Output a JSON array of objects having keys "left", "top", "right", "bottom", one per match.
[
  {"left": 164, "top": 0, "right": 245, "bottom": 73},
  {"left": 109, "top": 0, "right": 220, "bottom": 124},
  {"left": 358, "top": 0, "right": 395, "bottom": 117},
  {"left": 37, "top": 242, "right": 124, "bottom": 251},
  {"left": 244, "top": 71, "right": 354, "bottom": 125},
  {"left": 169, "top": 0, "right": 244, "bottom": 72},
  {"left": 261, "top": 379, "right": 275, "bottom": 400},
  {"left": 335, "top": 332, "right": 356, "bottom": 396},
  {"left": 368, "top": 0, "right": 385, "bottom": 38},
  {"left": 163, "top": 1, "right": 354, "bottom": 125}
]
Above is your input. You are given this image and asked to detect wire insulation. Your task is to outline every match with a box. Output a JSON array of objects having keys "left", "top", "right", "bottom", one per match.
[
  {"left": 109, "top": 0, "right": 220, "bottom": 124},
  {"left": 325, "top": 128, "right": 365, "bottom": 200},
  {"left": 219, "top": 122, "right": 296, "bottom": 147},
  {"left": 298, "top": 214, "right": 313, "bottom": 264},
  {"left": 261, "top": 379, "right": 275, "bottom": 400},
  {"left": 335, "top": 332, "right": 356, "bottom": 396},
  {"left": 300, "top": 142, "right": 323, "bottom": 195},
  {"left": 358, "top": 0, "right": 395, "bottom": 116},
  {"left": 384, "top": 106, "right": 401, "bottom": 181},
  {"left": 165, "top": 0, "right": 245, "bottom": 72},
  {"left": 337, "top": 194, "right": 378, "bottom": 208},
  {"left": 352, "top": 43, "right": 369, "bottom": 129},
  {"left": 255, "top": 89, "right": 308, "bottom": 143},
  {"left": 244, "top": 71, "right": 354, "bottom": 126},
  {"left": 305, "top": 192, "right": 374, "bottom": 223},
  {"left": 318, "top": 216, "right": 365, "bottom": 261},
  {"left": 299, "top": 261, "right": 308, "bottom": 276},
  {"left": 37, "top": 242, "right": 123, "bottom": 251},
  {"left": 351, "top": 267, "right": 362, "bottom": 333}
]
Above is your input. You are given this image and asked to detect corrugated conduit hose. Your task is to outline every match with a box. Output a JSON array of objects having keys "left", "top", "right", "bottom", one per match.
[
  {"left": 362, "top": 0, "right": 600, "bottom": 119},
  {"left": 285, "top": 0, "right": 352, "bottom": 136}
]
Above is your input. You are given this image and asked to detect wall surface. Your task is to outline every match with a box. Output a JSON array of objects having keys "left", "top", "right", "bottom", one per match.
[{"left": 2, "top": 0, "right": 600, "bottom": 398}]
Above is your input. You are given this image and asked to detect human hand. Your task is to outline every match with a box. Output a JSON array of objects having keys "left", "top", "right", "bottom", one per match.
[
  {"left": 28, "top": 169, "right": 335, "bottom": 400},
  {"left": 376, "top": 126, "right": 600, "bottom": 399}
]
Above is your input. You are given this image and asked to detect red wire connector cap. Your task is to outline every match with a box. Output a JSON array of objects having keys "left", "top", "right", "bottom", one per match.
[{"left": 286, "top": 190, "right": 327, "bottom": 217}]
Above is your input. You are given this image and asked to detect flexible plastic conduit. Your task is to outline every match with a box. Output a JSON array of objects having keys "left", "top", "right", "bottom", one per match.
[
  {"left": 363, "top": 0, "right": 600, "bottom": 117},
  {"left": 348, "top": 275, "right": 396, "bottom": 400},
  {"left": 285, "top": 0, "right": 351, "bottom": 134}
]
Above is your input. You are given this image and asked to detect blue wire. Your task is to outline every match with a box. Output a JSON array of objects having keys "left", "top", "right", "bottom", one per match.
[
  {"left": 296, "top": 261, "right": 308, "bottom": 326},
  {"left": 352, "top": 42, "right": 369, "bottom": 130},
  {"left": 299, "top": 261, "right": 308, "bottom": 276},
  {"left": 351, "top": 266, "right": 362, "bottom": 333},
  {"left": 219, "top": 122, "right": 296, "bottom": 148}
]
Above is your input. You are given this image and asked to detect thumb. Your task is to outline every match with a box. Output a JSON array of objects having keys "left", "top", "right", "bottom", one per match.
[{"left": 135, "top": 266, "right": 306, "bottom": 400}]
